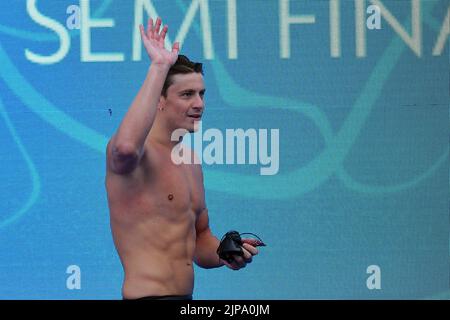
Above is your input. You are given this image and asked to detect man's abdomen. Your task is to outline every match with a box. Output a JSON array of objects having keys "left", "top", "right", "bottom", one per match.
[
  {"left": 121, "top": 257, "right": 195, "bottom": 299},
  {"left": 113, "top": 214, "right": 197, "bottom": 299}
]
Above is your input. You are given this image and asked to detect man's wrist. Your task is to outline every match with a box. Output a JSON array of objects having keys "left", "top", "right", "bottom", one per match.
[{"left": 149, "top": 62, "right": 172, "bottom": 73}]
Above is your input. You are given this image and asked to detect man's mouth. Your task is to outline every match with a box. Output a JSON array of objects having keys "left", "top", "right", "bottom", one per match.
[{"left": 188, "top": 114, "right": 202, "bottom": 120}]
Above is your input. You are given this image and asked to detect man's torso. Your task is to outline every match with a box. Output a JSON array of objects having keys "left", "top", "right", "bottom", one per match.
[{"left": 105, "top": 140, "right": 204, "bottom": 299}]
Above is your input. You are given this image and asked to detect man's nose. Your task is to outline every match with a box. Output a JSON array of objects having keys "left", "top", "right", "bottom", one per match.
[{"left": 193, "top": 94, "right": 204, "bottom": 109}]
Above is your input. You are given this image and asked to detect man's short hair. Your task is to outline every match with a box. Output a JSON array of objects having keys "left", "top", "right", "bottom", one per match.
[{"left": 162, "top": 55, "right": 203, "bottom": 97}]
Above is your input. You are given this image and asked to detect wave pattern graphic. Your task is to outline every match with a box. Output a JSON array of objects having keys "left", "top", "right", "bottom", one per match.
[
  {"left": 0, "top": 0, "right": 446, "bottom": 234},
  {"left": 174, "top": 0, "right": 447, "bottom": 198}
]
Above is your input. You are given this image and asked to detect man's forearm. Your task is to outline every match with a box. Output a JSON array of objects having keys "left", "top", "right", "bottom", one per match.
[
  {"left": 195, "top": 231, "right": 224, "bottom": 269},
  {"left": 114, "top": 63, "right": 170, "bottom": 153}
]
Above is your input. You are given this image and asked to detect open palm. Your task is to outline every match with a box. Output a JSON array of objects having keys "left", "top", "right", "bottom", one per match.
[{"left": 139, "top": 17, "right": 179, "bottom": 66}]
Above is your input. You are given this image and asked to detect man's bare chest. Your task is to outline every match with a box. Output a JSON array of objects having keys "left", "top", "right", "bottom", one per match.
[{"left": 136, "top": 157, "right": 203, "bottom": 218}]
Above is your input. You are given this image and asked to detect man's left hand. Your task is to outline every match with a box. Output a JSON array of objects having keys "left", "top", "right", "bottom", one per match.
[{"left": 221, "top": 240, "right": 259, "bottom": 270}]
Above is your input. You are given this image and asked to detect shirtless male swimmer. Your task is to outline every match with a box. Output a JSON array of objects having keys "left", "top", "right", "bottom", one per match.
[{"left": 105, "top": 17, "right": 259, "bottom": 300}]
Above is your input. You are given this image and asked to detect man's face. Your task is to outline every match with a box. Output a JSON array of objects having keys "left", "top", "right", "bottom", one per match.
[{"left": 160, "top": 72, "right": 205, "bottom": 133}]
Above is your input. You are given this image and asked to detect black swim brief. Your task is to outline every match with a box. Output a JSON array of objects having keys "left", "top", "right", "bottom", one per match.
[{"left": 124, "top": 294, "right": 193, "bottom": 301}]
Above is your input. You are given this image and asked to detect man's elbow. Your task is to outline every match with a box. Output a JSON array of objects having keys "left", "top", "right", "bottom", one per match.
[{"left": 111, "top": 142, "right": 140, "bottom": 174}]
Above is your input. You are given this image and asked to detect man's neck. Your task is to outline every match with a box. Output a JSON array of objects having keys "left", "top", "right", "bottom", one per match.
[{"left": 147, "top": 123, "right": 183, "bottom": 150}]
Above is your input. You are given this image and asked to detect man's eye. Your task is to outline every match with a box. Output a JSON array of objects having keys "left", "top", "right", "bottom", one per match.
[{"left": 182, "top": 92, "right": 192, "bottom": 97}]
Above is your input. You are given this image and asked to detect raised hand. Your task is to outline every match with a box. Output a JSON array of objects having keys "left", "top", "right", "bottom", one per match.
[{"left": 139, "top": 17, "right": 180, "bottom": 67}]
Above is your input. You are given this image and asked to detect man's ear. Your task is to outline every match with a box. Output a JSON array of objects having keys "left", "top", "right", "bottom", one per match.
[{"left": 158, "top": 96, "right": 166, "bottom": 110}]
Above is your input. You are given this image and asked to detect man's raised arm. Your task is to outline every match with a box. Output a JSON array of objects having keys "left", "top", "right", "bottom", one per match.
[{"left": 108, "top": 17, "right": 179, "bottom": 174}]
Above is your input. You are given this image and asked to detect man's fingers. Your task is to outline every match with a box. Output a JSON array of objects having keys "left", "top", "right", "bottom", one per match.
[
  {"left": 222, "top": 259, "right": 239, "bottom": 270},
  {"left": 172, "top": 42, "right": 180, "bottom": 54},
  {"left": 242, "top": 238, "right": 264, "bottom": 247},
  {"left": 139, "top": 24, "right": 147, "bottom": 41},
  {"left": 232, "top": 255, "right": 245, "bottom": 267},
  {"left": 242, "top": 242, "right": 259, "bottom": 256},
  {"left": 147, "top": 18, "right": 153, "bottom": 35},
  {"left": 221, "top": 241, "right": 260, "bottom": 271},
  {"left": 229, "top": 262, "right": 239, "bottom": 270},
  {"left": 160, "top": 25, "right": 168, "bottom": 40},
  {"left": 154, "top": 17, "right": 162, "bottom": 34},
  {"left": 223, "top": 252, "right": 253, "bottom": 270},
  {"left": 241, "top": 247, "right": 253, "bottom": 263}
]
